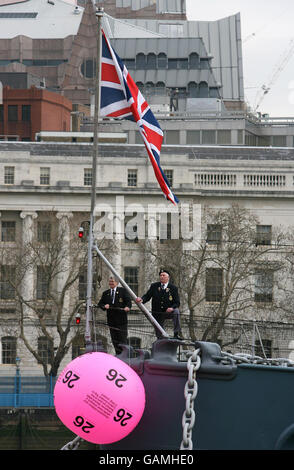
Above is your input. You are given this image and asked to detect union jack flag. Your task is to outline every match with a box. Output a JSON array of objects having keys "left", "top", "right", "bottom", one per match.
[{"left": 100, "top": 30, "right": 179, "bottom": 205}]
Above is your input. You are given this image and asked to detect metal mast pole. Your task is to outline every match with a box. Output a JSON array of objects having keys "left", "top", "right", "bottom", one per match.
[
  {"left": 85, "top": 6, "right": 169, "bottom": 342},
  {"left": 85, "top": 6, "right": 104, "bottom": 348}
]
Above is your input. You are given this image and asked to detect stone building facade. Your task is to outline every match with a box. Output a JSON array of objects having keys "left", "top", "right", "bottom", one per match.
[{"left": 0, "top": 141, "right": 294, "bottom": 375}]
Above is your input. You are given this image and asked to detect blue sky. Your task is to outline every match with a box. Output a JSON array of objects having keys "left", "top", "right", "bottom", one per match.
[{"left": 186, "top": 0, "right": 294, "bottom": 117}]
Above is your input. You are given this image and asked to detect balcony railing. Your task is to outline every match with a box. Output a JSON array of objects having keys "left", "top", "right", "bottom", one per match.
[{"left": 0, "top": 375, "right": 55, "bottom": 408}]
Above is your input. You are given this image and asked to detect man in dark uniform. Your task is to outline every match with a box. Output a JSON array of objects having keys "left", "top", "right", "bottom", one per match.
[
  {"left": 136, "top": 269, "right": 182, "bottom": 339},
  {"left": 98, "top": 276, "right": 132, "bottom": 355}
]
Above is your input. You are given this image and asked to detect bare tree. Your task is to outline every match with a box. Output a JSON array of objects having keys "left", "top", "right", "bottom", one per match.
[
  {"left": 4, "top": 213, "right": 91, "bottom": 376},
  {"left": 145, "top": 204, "right": 287, "bottom": 346},
  {"left": 2, "top": 212, "right": 119, "bottom": 377}
]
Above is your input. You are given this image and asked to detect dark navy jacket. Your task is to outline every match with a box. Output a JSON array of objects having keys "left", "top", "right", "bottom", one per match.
[
  {"left": 98, "top": 287, "right": 131, "bottom": 326},
  {"left": 141, "top": 282, "right": 180, "bottom": 314}
]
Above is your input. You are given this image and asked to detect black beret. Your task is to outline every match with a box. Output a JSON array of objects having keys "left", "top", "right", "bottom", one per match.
[{"left": 159, "top": 269, "right": 170, "bottom": 276}]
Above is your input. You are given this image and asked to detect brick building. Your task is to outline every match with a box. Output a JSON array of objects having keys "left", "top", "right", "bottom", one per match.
[{"left": 0, "top": 86, "right": 72, "bottom": 141}]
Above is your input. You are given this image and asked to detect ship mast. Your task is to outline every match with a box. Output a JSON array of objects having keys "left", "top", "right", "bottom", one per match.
[
  {"left": 85, "top": 7, "right": 169, "bottom": 348},
  {"left": 84, "top": 6, "right": 104, "bottom": 349}
]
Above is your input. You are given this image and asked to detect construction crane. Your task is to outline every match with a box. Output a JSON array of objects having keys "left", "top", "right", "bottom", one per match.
[{"left": 254, "top": 38, "right": 294, "bottom": 112}]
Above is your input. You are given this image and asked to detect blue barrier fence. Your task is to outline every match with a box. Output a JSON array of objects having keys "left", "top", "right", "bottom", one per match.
[{"left": 0, "top": 376, "right": 56, "bottom": 408}]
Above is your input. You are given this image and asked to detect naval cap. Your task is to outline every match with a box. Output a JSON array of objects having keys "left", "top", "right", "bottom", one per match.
[{"left": 159, "top": 268, "right": 170, "bottom": 276}]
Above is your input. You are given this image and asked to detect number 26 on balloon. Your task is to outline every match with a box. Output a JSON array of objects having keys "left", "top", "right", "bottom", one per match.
[
  {"left": 62, "top": 370, "right": 80, "bottom": 389},
  {"left": 114, "top": 408, "right": 133, "bottom": 426},
  {"left": 73, "top": 415, "right": 94, "bottom": 434}
]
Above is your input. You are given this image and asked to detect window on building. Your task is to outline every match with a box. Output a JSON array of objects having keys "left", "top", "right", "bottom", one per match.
[
  {"left": 145, "top": 82, "right": 154, "bottom": 96},
  {"left": 146, "top": 53, "right": 156, "bottom": 68},
  {"left": 21, "top": 105, "right": 31, "bottom": 122},
  {"left": 168, "top": 58, "right": 178, "bottom": 69},
  {"left": 202, "top": 130, "right": 216, "bottom": 145},
  {"left": 135, "top": 131, "right": 142, "bottom": 144},
  {"left": 258, "top": 136, "right": 271, "bottom": 147},
  {"left": 79, "top": 268, "right": 97, "bottom": 300},
  {"left": 0, "top": 265, "right": 15, "bottom": 299},
  {"left": 255, "top": 269, "right": 273, "bottom": 303},
  {"left": 155, "top": 81, "right": 165, "bottom": 95},
  {"left": 1, "top": 336, "right": 17, "bottom": 364},
  {"left": 255, "top": 339, "right": 272, "bottom": 358},
  {"left": 37, "top": 336, "right": 53, "bottom": 364},
  {"left": 136, "top": 53, "right": 146, "bottom": 69},
  {"left": 245, "top": 133, "right": 257, "bottom": 146},
  {"left": 0, "top": 104, "right": 3, "bottom": 122},
  {"left": 37, "top": 222, "right": 51, "bottom": 243},
  {"left": 238, "top": 130, "right": 244, "bottom": 145},
  {"left": 272, "top": 135, "right": 287, "bottom": 147},
  {"left": 198, "top": 81, "right": 209, "bottom": 98},
  {"left": 127, "top": 169, "right": 137, "bottom": 187},
  {"left": 124, "top": 267, "right": 139, "bottom": 295},
  {"left": 128, "top": 337, "right": 141, "bottom": 348},
  {"left": 159, "top": 213, "right": 172, "bottom": 243},
  {"left": 1, "top": 221, "right": 16, "bottom": 242},
  {"left": 136, "top": 81, "right": 144, "bottom": 93},
  {"left": 164, "top": 169, "right": 173, "bottom": 187},
  {"left": 8, "top": 105, "right": 17, "bottom": 121},
  {"left": 178, "top": 58, "right": 189, "bottom": 69},
  {"left": 84, "top": 168, "right": 92, "bottom": 186},
  {"left": 157, "top": 53, "right": 167, "bottom": 69},
  {"left": 4, "top": 166, "right": 15, "bottom": 184},
  {"left": 81, "top": 58, "right": 96, "bottom": 79},
  {"left": 187, "top": 130, "right": 200, "bottom": 145},
  {"left": 165, "top": 130, "right": 180, "bottom": 145},
  {"left": 188, "top": 81, "right": 198, "bottom": 98},
  {"left": 40, "top": 167, "right": 50, "bottom": 185},
  {"left": 217, "top": 130, "right": 231, "bottom": 145},
  {"left": 206, "top": 268, "right": 223, "bottom": 302},
  {"left": 207, "top": 224, "right": 222, "bottom": 245},
  {"left": 36, "top": 266, "right": 49, "bottom": 300},
  {"left": 256, "top": 225, "right": 272, "bottom": 246},
  {"left": 78, "top": 270, "right": 87, "bottom": 300},
  {"left": 200, "top": 58, "right": 210, "bottom": 70},
  {"left": 189, "top": 53, "right": 199, "bottom": 69},
  {"left": 124, "top": 59, "right": 135, "bottom": 69}
]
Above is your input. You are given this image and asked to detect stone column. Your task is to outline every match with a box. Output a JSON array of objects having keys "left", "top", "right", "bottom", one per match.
[
  {"left": 20, "top": 211, "right": 38, "bottom": 304},
  {"left": 56, "top": 212, "right": 73, "bottom": 314}
]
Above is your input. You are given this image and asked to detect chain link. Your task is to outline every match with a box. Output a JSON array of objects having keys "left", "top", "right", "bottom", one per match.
[
  {"left": 180, "top": 348, "right": 201, "bottom": 450},
  {"left": 219, "top": 351, "right": 294, "bottom": 367},
  {"left": 61, "top": 435, "right": 83, "bottom": 450}
]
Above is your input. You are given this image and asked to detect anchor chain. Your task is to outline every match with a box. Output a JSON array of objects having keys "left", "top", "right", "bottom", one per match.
[
  {"left": 180, "top": 347, "right": 201, "bottom": 450},
  {"left": 61, "top": 435, "right": 83, "bottom": 450}
]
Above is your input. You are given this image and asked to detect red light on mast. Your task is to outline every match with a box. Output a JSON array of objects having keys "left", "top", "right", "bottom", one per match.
[{"left": 78, "top": 227, "right": 84, "bottom": 239}]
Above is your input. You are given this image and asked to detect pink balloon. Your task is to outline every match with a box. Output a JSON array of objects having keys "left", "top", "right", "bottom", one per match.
[{"left": 54, "top": 352, "right": 145, "bottom": 444}]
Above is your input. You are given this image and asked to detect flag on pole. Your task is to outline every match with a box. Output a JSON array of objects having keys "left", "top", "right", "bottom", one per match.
[{"left": 100, "top": 30, "right": 179, "bottom": 205}]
